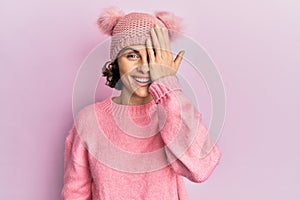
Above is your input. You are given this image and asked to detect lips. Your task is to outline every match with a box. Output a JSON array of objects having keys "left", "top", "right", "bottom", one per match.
[{"left": 132, "top": 76, "right": 151, "bottom": 86}]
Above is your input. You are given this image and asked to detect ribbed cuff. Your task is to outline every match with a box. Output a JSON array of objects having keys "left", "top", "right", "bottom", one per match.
[{"left": 148, "top": 76, "right": 182, "bottom": 103}]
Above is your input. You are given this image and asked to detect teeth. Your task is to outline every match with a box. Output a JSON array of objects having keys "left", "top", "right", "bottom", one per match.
[{"left": 134, "top": 77, "right": 150, "bottom": 83}]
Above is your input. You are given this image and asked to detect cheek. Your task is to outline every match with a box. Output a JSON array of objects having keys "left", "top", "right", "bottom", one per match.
[
  {"left": 118, "top": 64, "right": 131, "bottom": 84},
  {"left": 119, "top": 68, "right": 129, "bottom": 80},
  {"left": 119, "top": 63, "right": 136, "bottom": 78},
  {"left": 119, "top": 69, "right": 125, "bottom": 77}
]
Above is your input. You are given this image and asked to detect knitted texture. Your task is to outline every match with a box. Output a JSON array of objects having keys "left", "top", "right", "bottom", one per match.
[
  {"left": 110, "top": 12, "right": 166, "bottom": 61},
  {"left": 61, "top": 76, "right": 222, "bottom": 199},
  {"left": 97, "top": 8, "right": 184, "bottom": 61}
]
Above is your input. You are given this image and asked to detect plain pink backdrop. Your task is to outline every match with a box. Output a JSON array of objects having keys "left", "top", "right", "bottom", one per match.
[{"left": 1, "top": 0, "right": 299, "bottom": 199}]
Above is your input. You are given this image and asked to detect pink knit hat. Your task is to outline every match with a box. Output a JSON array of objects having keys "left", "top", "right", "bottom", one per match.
[{"left": 97, "top": 7, "right": 183, "bottom": 61}]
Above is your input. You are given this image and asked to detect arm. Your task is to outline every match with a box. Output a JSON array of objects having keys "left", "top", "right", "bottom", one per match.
[
  {"left": 146, "top": 25, "right": 221, "bottom": 182},
  {"left": 61, "top": 125, "right": 92, "bottom": 199},
  {"left": 149, "top": 75, "right": 222, "bottom": 183}
]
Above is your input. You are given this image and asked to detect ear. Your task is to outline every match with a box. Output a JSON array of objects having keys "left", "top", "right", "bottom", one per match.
[
  {"left": 154, "top": 11, "right": 184, "bottom": 41},
  {"left": 97, "top": 7, "right": 125, "bottom": 36}
]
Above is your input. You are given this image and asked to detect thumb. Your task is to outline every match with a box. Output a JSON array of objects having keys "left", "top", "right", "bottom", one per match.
[{"left": 174, "top": 50, "right": 185, "bottom": 67}]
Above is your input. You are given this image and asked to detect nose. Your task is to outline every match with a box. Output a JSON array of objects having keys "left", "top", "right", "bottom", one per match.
[{"left": 137, "top": 50, "right": 149, "bottom": 74}]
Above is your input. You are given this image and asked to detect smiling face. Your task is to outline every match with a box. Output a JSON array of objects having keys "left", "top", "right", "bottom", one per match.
[{"left": 116, "top": 45, "right": 153, "bottom": 105}]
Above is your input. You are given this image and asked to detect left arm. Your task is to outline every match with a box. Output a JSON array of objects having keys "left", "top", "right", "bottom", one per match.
[
  {"left": 147, "top": 25, "right": 221, "bottom": 183},
  {"left": 149, "top": 75, "right": 221, "bottom": 183}
]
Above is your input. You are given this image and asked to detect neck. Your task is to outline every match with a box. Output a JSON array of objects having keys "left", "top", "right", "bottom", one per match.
[{"left": 114, "top": 89, "right": 153, "bottom": 105}]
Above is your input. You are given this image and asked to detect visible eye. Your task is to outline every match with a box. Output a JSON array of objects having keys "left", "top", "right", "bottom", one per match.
[{"left": 126, "top": 53, "right": 140, "bottom": 60}]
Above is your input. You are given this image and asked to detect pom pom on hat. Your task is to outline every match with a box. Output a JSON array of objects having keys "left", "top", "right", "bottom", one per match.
[
  {"left": 155, "top": 11, "right": 184, "bottom": 40},
  {"left": 97, "top": 7, "right": 125, "bottom": 36}
]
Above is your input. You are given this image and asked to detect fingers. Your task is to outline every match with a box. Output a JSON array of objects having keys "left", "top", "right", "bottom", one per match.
[
  {"left": 146, "top": 38, "right": 155, "bottom": 64},
  {"left": 163, "top": 28, "right": 170, "bottom": 51},
  {"left": 148, "top": 25, "right": 185, "bottom": 80},
  {"left": 150, "top": 27, "right": 161, "bottom": 58},
  {"left": 153, "top": 25, "right": 171, "bottom": 53},
  {"left": 154, "top": 25, "right": 167, "bottom": 51},
  {"left": 174, "top": 50, "right": 185, "bottom": 67}
]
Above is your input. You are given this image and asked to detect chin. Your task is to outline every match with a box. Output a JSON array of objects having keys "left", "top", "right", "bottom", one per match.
[{"left": 133, "top": 87, "right": 151, "bottom": 98}]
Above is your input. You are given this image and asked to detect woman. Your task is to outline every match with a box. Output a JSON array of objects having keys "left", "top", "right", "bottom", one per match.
[{"left": 61, "top": 7, "right": 221, "bottom": 200}]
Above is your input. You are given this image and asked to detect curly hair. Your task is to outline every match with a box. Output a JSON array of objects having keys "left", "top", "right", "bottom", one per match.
[{"left": 102, "top": 60, "right": 122, "bottom": 90}]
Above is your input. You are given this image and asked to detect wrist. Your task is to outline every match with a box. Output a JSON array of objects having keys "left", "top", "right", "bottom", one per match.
[{"left": 148, "top": 76, "right": 182, "bottom": 103}]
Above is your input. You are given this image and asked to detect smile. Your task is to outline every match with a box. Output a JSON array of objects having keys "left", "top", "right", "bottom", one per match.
[{"left": 132, "top": 76, "right": 151, "bottom": 86}]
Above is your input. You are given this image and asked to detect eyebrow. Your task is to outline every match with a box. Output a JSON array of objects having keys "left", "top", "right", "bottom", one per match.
[{"left": 117, "top": 47, "right": 141, "bottom": 57}]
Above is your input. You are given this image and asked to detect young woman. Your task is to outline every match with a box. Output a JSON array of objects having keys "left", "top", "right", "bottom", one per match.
[{"left": 61, "top": 7, "right": 221, "bottom": 200}]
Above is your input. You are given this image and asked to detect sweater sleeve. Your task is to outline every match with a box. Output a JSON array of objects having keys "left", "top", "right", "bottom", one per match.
[
  {"left": 148, "top": 75, "right": 222, "bottom": 183},
  {"left": 61, "top": 125, "right": 92, "bottom": 200}
]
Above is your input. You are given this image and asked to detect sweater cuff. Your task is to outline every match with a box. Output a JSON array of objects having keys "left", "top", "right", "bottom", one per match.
[{"left": 148, "top": 75, "right": 182, "bottom": 103}]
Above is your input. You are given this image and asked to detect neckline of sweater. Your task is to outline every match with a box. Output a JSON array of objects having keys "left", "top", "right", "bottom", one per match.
[{"left": 98, "top": 97, "right": 157, "bottom": 117}]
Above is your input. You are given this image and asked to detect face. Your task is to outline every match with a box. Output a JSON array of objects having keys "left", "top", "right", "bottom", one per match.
[{"left": 117, "top": 45, "right": 152, "bottom": 104}]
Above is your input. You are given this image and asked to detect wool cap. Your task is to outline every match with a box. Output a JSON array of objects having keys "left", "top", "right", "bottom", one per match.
[{"left": 97, "top": 7, "right": 183, "bottom": 61}]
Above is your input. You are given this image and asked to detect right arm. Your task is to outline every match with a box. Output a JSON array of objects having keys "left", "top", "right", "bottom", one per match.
[{"left": 61, "top": 125, "right": 92, "bottom": 200}]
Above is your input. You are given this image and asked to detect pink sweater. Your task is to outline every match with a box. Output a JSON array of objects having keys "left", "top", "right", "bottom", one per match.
[{"left": 61, "top": 76, "right": 221, "bottom": 200}]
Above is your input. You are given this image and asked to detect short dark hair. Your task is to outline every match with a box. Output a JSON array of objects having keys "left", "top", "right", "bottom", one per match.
[{"left": 102, "top": 60, "right": 122, "bottom": 90}]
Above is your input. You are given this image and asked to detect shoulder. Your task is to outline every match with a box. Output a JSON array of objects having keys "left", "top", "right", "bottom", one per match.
[{"left": 74, "top": 98, "right": 111, "bottom": 129}]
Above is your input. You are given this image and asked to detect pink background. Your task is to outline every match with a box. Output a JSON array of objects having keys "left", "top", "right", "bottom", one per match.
[{"left": 1, "top": 0, "right": 299, "bottom": 199}]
